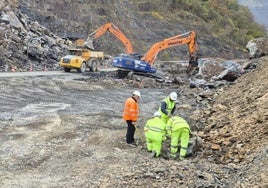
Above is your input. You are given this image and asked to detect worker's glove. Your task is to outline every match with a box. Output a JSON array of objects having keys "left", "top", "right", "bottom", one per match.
[
  {"left": 162, "top": 136, "right": 167, "bottom": 141},
  {"left": 166, "top": 134, "right": 171, "bottom": 139}
]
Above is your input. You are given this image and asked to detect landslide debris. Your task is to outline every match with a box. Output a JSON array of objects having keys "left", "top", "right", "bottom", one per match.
[{"left": 0, "top": 3, "right": 73, "bottom": 72}]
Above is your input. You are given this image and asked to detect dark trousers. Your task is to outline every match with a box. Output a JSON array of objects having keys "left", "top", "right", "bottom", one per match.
[{"left": 126, "top": 120, "right": 136, "bottom": 144}]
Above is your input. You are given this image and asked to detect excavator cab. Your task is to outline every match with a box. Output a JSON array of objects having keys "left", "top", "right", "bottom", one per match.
[
  {"left": 112, "top": 54, "right": 157, "bottom": 73},
  {"left": 131, "top": 52, "right": 144, "bottom": 60}
]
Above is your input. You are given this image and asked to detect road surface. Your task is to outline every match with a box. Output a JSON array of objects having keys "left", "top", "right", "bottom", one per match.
[{"left": 0, "top": 68, "right": 118, "bottom": 78}]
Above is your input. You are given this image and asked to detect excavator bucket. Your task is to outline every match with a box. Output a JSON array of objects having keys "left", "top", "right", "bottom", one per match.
[
  {"left": 75, "top": 38, "right": 95, "bottom": 50},
  {"left": 83, "top": 38, "right": 95, "bottom": 50}
]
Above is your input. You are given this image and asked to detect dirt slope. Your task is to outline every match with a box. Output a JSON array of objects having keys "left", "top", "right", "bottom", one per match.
[
  {"left": 198, "top": 56, "right": 268, "bottom": 186},
  {"left": 200, "top": 56, "right": 267, "bottom": 163}
]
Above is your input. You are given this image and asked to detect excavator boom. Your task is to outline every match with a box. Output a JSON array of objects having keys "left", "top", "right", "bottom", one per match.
[
  {"left": 142, "top": 31, "right": 196, "bottom": 65},
  {"left": 84, "top": 23, "right": 133, "bottom": 54}
]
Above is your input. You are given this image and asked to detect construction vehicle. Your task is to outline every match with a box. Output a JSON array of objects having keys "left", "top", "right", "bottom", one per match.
[
  {"left": 59, "top": 49, "right": 104, "bottom": 73},
  {"left": 78, "top": 22, "right": 133, "bottom": 54},
  {"left": 112, "top": 31, "right": 197, "bottom": 76},
  {"left": 59, "top": 23, "right": 133, "bottom": 73}
]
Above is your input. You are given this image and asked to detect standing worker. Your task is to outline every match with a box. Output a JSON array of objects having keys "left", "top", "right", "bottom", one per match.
[
  {"left": 166, "top": 116, "right": 191, "bottom": 160},
  {"left": 123, "top": 90, "right": 141, "bottom": 146},
  {"left": 144, "top": 111, "right": 167, "bottom": 158},
  {"left": 158, "top": 92, "right": 177, "bottom": 124}
]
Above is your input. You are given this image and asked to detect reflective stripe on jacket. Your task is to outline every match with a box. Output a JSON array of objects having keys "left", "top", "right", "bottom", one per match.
[
  {"left": 159, "top": 97, "right": 175, "bottom": 117},
  {"left": 167, "top": 116, "right": 190, "bottom": 133},
  {"left": 144, "top": 117, "right": 166, "bottom": 134},
  {"left": 123, "top": 97, "right": 139, "bottom": 121}
]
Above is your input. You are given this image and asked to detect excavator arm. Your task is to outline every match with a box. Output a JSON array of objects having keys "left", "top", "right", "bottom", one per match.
[
  {"left": 85, "top": 23, "right": 134, "bottom": 54},
  {"left": 141, "top": 31, "right": 197, "bottom": 66}
]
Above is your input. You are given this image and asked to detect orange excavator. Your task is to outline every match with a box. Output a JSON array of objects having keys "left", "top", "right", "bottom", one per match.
[
  {"left": 112, "top": 31, "right": 198, "bottom": 74},
  {"left": 77, "top": 22, "right": 134, "bottom": 54}
]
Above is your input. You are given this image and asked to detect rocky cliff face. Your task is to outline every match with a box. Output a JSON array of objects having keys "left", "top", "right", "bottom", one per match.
[
  {"left": 18, "top": 0, "right": 248, "bottom": 59},
  {"left": 0, "top": 9, "right": 74, "bottom": 71},
  {"left": 0, "top": 1, "right": 77, "bottom": 71}
]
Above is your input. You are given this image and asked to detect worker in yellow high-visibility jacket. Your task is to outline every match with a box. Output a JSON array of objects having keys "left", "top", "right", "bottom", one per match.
[
  {"left": 144, "top": 111, "right": 167, "bottom": 157},
  {"left": 158, "top": 92, "right": 177, "bottom": 124},
  {"left": 166, "top": 116, "right": 191, "bottom": 160}
]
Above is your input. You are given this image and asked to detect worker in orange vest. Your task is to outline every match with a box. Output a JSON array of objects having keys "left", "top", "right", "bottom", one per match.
[{"left": 123, "top": 90, "right": 141, "bottom": 146}]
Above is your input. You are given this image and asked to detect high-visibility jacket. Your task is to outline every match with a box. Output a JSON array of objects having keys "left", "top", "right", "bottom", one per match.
[
  {"left": 123, "top": 97, "right": 139, "bottom": 121},
  {"left": 158, "top": 97, "right": 175, "bottom": 119},
  {"left": 167, "top": 116, "right": 190, "bottom": 135},
  {"left": 144, "top": 117, "right": 167, "bottom": 157},
  {"left": 167, "top": 116, "right": 191, "bottom": 160},
  {"left": 144, "top": 117, "right": 167, "bottom": 136}
]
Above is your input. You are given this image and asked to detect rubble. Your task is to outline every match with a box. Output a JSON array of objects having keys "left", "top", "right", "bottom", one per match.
[
  {"left": 246, "top": 37, "right": 268, "bottom": 58},
  {"left": 0, "top": 9, "right": 73, "bottom": 72}
]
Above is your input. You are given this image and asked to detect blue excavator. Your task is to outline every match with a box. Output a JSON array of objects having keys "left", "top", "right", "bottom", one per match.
[{"left": 112, "top": 31, "right": 198, "bottom": 76}]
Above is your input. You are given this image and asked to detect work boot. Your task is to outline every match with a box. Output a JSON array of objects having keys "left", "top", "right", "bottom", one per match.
[
  {"left": 127, "top": 142, "right": 137, "bottom": 147},
  {"left": 169, "top": 153, "right": 178, "bottom": 160},
  {"left": 179, "top": 156, "right": 185, "bottom": 161},
  {"left": 150, "top": 151, "right": 157, "bottom": 158}
]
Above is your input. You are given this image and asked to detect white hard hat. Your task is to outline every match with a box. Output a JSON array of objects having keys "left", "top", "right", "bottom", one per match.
[
  {"left": 133, "top": 90, "right": 141, "bottom": 97},
  {"left": 153, "top": 111, "right": 161, "bottom": 117},
  {"left": 170, "top": 92, "right": 178, "bottom": 101}
]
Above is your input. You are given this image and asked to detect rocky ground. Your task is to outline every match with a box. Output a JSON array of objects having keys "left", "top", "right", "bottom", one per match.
[
  {"left": 0, "top": 1, "right": 267, "bottom": 187},
  {"left": 0, "top": 55, "right": 267, "bottom": 187}
]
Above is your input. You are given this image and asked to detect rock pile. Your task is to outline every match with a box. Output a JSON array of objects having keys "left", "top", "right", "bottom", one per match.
[{"left": 0, "top": 7, "right": 73, "bottom": 72}]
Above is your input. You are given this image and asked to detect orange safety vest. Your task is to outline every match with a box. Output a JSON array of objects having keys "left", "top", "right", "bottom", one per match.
[{"left": 123, "top": 97, "right": 139, "bottom": 121}]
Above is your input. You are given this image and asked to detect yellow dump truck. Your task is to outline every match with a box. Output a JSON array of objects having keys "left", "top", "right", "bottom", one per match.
[{"left": 59, "top": 49, "right": 104, "bottom": 73}]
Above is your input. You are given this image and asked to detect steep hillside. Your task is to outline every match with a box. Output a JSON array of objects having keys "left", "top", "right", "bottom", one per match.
[
  {"left": 0, "top": 0, "right": 266, "bottom": 72},
  {"left": 199, "top": 56, "right": 268, "bottom": 164},
  {"left": 18, "top": 0, "right": 266, "bottom": 59}
]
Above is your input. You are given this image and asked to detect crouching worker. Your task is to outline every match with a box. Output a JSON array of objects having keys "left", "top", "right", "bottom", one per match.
[
  {"left": 144, "top": 111, "right": 167, "bottom": 158},
  {"left": 167, "top": 116, "right": 191, "bottom": 160}
]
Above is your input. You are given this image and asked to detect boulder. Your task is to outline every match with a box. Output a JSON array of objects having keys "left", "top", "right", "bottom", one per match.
[{"left": 246, "top": 37, "right": 268, "bottom": 59}]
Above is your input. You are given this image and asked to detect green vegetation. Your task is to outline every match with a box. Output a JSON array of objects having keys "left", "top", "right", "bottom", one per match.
[
  {"left": 170, "top": 0, "right": 266, "bottom": 45},
  {"left": 28, "top": 0, "right": 266, "bottom": 58}
]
